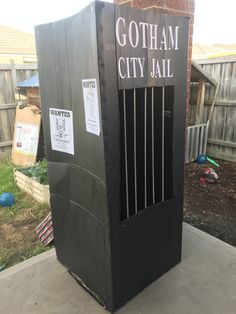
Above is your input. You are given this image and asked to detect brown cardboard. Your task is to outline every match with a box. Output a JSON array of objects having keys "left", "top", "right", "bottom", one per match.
[{"left": 11, "top": 105, "right": 41, "bottom": 166}]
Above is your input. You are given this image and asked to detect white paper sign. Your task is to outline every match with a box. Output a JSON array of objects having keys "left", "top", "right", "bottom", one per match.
[
  {"left": 82, "top": 79, "right": 100, "bottom": 136},
  {"left": 15, "top": 123, "right": 39, "bottom": 156},
  {"left": 49, "top": 108, "right": 74, "bottom": 155}
]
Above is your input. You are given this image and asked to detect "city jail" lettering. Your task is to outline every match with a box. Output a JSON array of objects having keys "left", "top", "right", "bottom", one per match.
[{"left": 115, "top": 16, "right": 180, "bottom": 80}]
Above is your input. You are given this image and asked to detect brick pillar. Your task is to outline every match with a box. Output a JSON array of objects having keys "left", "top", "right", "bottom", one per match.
[{"left": 114, "top": 0, "right": 195, "bottom": 123}]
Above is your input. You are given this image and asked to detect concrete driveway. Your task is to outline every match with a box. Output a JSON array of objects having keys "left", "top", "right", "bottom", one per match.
[{"left": 0, "top": 223, "right": 235, "bottom": 314}]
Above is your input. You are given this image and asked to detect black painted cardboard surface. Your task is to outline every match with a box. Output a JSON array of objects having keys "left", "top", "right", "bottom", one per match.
[{"left": 35, "top": 2, "right": 188, "bottom": 311}]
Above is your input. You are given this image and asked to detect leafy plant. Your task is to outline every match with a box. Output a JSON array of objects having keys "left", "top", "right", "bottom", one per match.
[{"left": 19, "top": 159, "right": 48, "bottom": 184}]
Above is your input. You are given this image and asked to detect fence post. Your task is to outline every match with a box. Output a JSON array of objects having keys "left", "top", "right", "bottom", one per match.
[
  {"left": 10, "top": 62, "right": 18, "bottom": 93},
  {"left": 196, "top": 79, "right": 205, "bottom": 124}
]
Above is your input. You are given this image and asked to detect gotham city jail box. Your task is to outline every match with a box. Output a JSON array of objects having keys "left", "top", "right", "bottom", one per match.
[{"left": 35, "top": 2, "right": 188, "bottom": 312}]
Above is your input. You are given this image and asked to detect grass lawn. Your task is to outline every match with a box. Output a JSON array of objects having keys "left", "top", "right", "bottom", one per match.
[{"left": 0, "top": 159, "right": 51, "bottom": 270}]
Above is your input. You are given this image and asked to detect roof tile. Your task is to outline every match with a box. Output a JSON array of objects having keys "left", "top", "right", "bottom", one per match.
[{"left": 0, "top": 25, "right": 36, "bottom": 55}]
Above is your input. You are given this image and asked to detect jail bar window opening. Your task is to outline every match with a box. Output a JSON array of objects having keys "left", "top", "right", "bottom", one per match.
[{"left": 119, "top": 86, "right": 174, "bottom": 220}]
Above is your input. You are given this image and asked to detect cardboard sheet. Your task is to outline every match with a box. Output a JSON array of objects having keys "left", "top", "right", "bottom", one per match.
[{"left": 12, "top": 105, "right": 41, "bottom": 166}]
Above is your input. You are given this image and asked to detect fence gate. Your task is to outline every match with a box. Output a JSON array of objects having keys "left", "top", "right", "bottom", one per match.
[{"left": 185, "top": 123, "right": 209, "bottom": 163}]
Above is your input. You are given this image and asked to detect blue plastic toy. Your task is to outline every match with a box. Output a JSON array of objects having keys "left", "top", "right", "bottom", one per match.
[
  {"left": 0, "top": 192, "right": 15, "bottom": 207},
  {"left": 196, "top": 154, "right": 219, "bottom": 167},
  {"left": 196, "top": 154, "right": 207, "bottom": 164}
]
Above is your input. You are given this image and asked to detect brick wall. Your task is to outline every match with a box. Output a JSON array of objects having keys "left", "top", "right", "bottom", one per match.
[{"left": 114, "top": 0, "right": 195, "bottom": 121}]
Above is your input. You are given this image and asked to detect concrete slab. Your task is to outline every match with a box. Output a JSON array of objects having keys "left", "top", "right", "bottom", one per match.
[{"left": 0, "top": 223, "right": 235, "bottom": 314}]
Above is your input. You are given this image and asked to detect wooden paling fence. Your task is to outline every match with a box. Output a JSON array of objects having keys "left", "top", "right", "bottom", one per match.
[
  {"left": 190, "top": 57, "right": 236, "bottom": 162},
  {"left": 186, "top": 80, "right": 219, "bottom": 164},
  {"left": 2, "top": 59, "right": 236, "bottom": 163},
  {"left": 0, "top": 63, "right": 37, "bottom": 158}
]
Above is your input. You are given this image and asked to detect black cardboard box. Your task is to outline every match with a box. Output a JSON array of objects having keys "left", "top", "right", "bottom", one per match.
[{"left": 35, "top": 2, "right": 188, "bottom": 311}]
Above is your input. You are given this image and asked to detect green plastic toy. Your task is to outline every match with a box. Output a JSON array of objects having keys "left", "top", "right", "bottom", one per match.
[{"left": 206, "top": 157, "right": 219, "bottom": 167}]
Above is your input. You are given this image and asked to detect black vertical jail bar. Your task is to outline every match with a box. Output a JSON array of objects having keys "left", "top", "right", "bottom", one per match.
[
  {"left": 151, "top": 87, "right": 155, "bottom": 204},
  {"left": 119, "top": 86, "right": 174, "bottom": 219},
  {"left": 154, "top": 86, "right": 163, "bottom": 204},
  {"left": 164, "top": 86, "right": 174, "bottom": 200},
  {"left": 119, "top": 91, "right": 127, "bottom": 220},
  {"left": 123, "top": 90, "right": 129, "bottom": 217},
  {"left": 162, "top": 87, "right": 165, "bottom": 202},
  {"left": 136, "top": 88, "right": 145, "bottom": 212},
  {"left": 119, "top": 89, "right": 136, "bottom": 218},
  {"left": 133, "top": 89, "right": 137, "bottom": 214},
  {"left": 144, "top": 88, "right": 147, "bottom": 208},
  {"left": 146, "top": 87, "right": 153, "bottom": 207}
]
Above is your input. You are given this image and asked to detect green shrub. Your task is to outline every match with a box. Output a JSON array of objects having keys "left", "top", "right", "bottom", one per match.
[{"left": 20, "top": 159, "right": 48, "bottom": 184}]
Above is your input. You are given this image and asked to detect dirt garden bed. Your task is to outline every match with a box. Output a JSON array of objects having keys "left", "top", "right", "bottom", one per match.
[
  {"left": 184, "top": 159, "right": 236, "bottom": 247},
  {"left": 0, "top": 159, "right": 51, "bottom": 270},
  {"left": 1, "top": 157, "right": 235, "bottom": 270}
]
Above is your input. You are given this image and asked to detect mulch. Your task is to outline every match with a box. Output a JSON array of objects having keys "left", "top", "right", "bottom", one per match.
[{"left": 184, "top": 159, "right": 236, "bottom": 247}]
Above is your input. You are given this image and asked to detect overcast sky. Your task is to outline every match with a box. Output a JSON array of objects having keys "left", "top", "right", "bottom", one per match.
[
  {"left": 194, "top": 0, "right": 235, "bottom": 44},
  {"left": 0, "top": 0, "right": 235, "bottom": 44}
]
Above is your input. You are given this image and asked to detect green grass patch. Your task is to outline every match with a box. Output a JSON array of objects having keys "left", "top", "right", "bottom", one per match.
[
  {"left": 0, "top": 159, "right": 20, "bottom": 198},
  {"left": 0, "top": 159, "right": 49, "bottom": 221},
  {"left": 0, "top": 159, "right": 51, "bottom": 270}
]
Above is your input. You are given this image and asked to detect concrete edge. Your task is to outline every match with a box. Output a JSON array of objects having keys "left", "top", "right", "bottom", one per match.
[
  {"left": 0, "top": 248, "right": 56, "bottom": 280},
  {"left": 183, "top": 222, "right": 236, "bottom": 255},
  {"left": 1, "top": 223, "right": 235, "bottom": 280}
]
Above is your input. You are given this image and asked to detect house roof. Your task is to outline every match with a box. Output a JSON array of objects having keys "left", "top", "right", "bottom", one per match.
[
  {"left": 191, "top": 61, "right": 218, "bottom": 86},
  {"left": 0, "top": 25, "right": 36, "bottom": 55},
  {"left": 193, "top": 43, "right": 236, "bottom": 60},
  {"left": 17, "top": 74, "right": 39, "bottom": 87}
]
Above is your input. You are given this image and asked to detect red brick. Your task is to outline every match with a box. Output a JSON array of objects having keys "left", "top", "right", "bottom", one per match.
[
  {"left": 114, "top": 0, "right": 133, "bottom": 5},
  {"left": 151, "top": 7, "right": 170, "bottom": 14},
  {"left": 165, "top": 0, "right": 188, "bottom": 11},
  {"left": 133, "top": 0, "right": 164, "bottom": 8},
  {"left": 189, "top": 24, "right": 194, "bottom": 36},
  {"left": 187, "top": 1, "right": 195, "bottom": 12}
]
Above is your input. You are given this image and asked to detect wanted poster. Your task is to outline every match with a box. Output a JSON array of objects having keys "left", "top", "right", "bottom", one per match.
[
  {"left": 49, "top": 108, "right": 74, "bottom": 155},
  {"left": 82, "top": 79, "right": 101, "bottom": 136}
]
